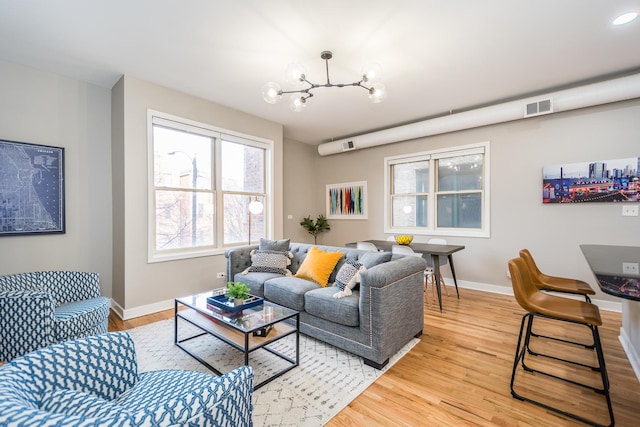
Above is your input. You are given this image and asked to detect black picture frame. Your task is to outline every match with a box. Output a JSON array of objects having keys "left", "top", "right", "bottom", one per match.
[{"left": 0, "top": 139, "right": 65, "bottom": 236}]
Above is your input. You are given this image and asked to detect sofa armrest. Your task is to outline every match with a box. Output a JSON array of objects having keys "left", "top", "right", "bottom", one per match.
[
  {"left": 0, "top": 290, "right": 56, "bottom": 362},
  {"left": 358, "top": 255, "right": 426, "bottom": 348},
  {"left": 225, "top": 245, "right": 258, "bottom": 281}
]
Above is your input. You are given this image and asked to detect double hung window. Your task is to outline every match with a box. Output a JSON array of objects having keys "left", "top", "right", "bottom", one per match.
[
  {"left": 385, "top": 142, "right": 490, "bottom": 238},
  {"left": 148, "top": 111, "right": 272, "bottom": 262}
]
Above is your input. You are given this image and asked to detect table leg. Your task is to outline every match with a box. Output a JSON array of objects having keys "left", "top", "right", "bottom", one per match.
[
  {"left": 244, "top": 334, "right": 249, "bottom": 366},
  {"left": 174, "top": 300, "right": 178, "bottom": 344},
  {"left": 432, "top": 254, "right": 443, "bottom": 312},
  {"left": 448, "top": 254, "right": 460, "bottom": 299}
]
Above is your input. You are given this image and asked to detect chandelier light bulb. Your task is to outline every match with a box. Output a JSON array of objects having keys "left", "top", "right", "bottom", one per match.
[
  {"left": 368, "top": 82, "right": 387, "bottom": 103},
  {"left": 285, "top": 62, "right": 307, "bottom": 86},
  {"left": 361, "top": 62, "right": 382, "bottom": 83},
  {"left": 262, "top": 82, "right": 282, "bottom": 104},
  {"left": 289, "top": 94, "right": 306, "bottom": 112}
]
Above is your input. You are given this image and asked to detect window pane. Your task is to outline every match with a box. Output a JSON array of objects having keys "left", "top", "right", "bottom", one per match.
[
  {"left": 393, "top": 161, "right": 429, "bottom": 194},
  {"left": 153, "top": 126, "right": 212, "bottom": 189},
  {"left": 155, "top": 190, "right": 214, "bottom": 249},
  {"left": 222, "top": 140, "right": 264, "bottom": 192},
  {"left": 436, "top": 193, "right": 482, "bottom": 229},
  {"left": 392, "top": 195, "right": 428, "bottom": 227},
  {"left": 223, "top": 194, "right": 264, "bottom": 245},
  {"left": 437, "top": 154, "right": 483, "bottom": 191}
]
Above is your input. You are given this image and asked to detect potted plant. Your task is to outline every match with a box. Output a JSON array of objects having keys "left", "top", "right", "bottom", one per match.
[
  {"left": 300, "top": 214, "right": 330, "bottom": 244},
  {"left": 225, "top": 282, "right": 250, "bottom": 306}
]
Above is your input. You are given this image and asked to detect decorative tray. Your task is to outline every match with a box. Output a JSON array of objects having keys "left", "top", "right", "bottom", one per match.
[{"left": 206, "top": 293, "right": 264, "bottom": 313}]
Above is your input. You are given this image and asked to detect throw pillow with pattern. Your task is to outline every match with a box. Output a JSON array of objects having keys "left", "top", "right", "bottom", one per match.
[
  {"left": 241, "top": 249, "right": 293, "bottom": 275},
  {"left": 333, "top": 258, "right": 366, "bottom": 298}
]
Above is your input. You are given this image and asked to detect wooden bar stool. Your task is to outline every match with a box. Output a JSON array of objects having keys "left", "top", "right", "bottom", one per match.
[{"left": 508, "top": 257, "right": 614, "bottom": 427}]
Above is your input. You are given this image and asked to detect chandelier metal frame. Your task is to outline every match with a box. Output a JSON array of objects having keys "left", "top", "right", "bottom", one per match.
[{"left": 262, "top": 50, "right": 386, "bottom": 111}]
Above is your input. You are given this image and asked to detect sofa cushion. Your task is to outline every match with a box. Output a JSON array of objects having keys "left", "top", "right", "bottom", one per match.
[
  {"left": 233, "top": 272, "right": 284, "bottom": 298},
  {"left": 333, "top": 259, "right": 366, "bottom": 298},
  {"left": 259, "top": 238, "right": 290, "bottom": 252},
  {"left": 294, "top": 247, "right": 344, "bottom": 287},
  {"left": 264, "top": 277, "right": 320, "bottom": 311},
  {"left": 54, "top": 297, "right": 111, "bottom": 342},
  {"left": 305, "top": 287, "right": 360, "bottom": 327},
  {"left": 242, "top": 250, "right": 293, "bottom": 275}
]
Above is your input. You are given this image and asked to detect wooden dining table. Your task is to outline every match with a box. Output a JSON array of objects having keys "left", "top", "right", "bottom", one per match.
[{"left": 345, "top": 240, "right": 465, "bottom": 312}]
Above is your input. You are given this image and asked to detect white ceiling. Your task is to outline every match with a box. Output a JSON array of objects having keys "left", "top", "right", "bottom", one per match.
[{"left": 1, "top": 0, "right": 639, "bottom": 145}]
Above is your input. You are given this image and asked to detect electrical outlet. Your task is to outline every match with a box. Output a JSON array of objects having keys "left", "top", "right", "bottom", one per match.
[
  {"left": 622, "top": 205, "right": 639, "bottom": 216},
  {"left": 622, "top": 262, "right": 639, "bottom": 275},
  {"left": 216, "top": 272, "right": 225, "bottom": 279}
]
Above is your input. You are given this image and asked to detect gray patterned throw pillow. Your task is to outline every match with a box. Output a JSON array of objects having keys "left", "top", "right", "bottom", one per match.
[
  {"left": 242, "top": 249, "right": 293, "bottom": 275},
  {"left": 333, "top": 258, "right": 366, "bottom": 298}
]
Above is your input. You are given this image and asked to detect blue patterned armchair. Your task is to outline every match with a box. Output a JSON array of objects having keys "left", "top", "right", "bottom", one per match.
[
  {"left": 0, "top": 331, "right": 254, "bottom": 426},
  {"left": 0, "top": 271, "right": 111, "bottom": 362}
]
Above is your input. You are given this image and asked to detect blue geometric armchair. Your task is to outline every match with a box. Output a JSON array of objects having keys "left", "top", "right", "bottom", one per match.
[
  {"left": 0, "top": 331, "right": 254, "bottom": 426},
  {"left": 0, "top": 271, "right": 111, "bottom": 362}
]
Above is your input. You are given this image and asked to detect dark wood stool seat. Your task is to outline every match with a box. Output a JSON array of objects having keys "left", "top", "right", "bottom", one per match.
[{"left": 508, "top": 257, "right": 614, "bottom": 427}]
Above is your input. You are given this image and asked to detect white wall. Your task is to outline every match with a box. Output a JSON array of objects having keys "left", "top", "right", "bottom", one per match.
[
  {"left": 0, "top": 60, "right": 113, "bottom": 295},
  {"left": 112, "top": 75, "right": 284, "bottom": 318}
]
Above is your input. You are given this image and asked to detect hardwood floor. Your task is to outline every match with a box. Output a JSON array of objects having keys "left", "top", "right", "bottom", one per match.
[{"left": 109, "top": 288, "right": 640, "bottom": 426}]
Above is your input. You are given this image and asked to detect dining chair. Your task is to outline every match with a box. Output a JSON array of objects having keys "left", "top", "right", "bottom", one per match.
[
  {"left": 507, "top": 257, "right": 613, "bottom": 427},
  {"left": 519, "top": 249, "right": 595, "bottom": 302},
  {"left": 356, "top": 241, "right": 379, "bottom": 252}
]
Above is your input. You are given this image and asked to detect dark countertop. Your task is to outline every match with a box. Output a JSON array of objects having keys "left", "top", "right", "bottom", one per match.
[{"left": 580, "top": 244, "right": 640, "bottom": 301}]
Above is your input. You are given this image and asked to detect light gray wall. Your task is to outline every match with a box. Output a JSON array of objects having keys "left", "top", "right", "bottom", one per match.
[
  {"left": 292, "top": 99, "right": 640, "bottom": 302},
  {"left": 283, "top": 138, "right": 319, "bottom": 243},
  {"left": 113, "top": 75, "right": 283, "bottom": 316},
  {"left": 0, "top": 60, "right": 113, "bottom": 296}
]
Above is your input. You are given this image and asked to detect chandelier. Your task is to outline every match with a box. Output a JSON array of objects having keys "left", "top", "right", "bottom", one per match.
[{"left": 262, "top": 50, "right": 387, "bottom": 112}]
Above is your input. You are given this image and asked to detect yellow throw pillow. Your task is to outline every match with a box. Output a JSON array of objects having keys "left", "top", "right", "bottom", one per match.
[{"left": 295, "top": 247, "right": 344, "bottom": 287}]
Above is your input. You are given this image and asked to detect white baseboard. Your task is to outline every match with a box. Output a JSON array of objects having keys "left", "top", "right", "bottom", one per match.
[
  {"left": 619, "top": 326, "right": 640, "bottom": 383},
  {"left": 111, "top": 279, "right": 623, "bottom": 320},
  {"left": 455, "top": 280, "right": 621, "bottom": 312},
  {"left": 110, "top": 298, "right": 175, "bottom": 320}
]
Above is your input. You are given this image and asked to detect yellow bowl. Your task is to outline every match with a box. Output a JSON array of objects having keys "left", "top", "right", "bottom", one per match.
[{"left": 395, "top": 235, "right": 413, "bottom": 245}]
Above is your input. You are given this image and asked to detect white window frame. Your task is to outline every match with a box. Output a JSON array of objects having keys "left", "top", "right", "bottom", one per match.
[
  {"left": 384, "top": 141, "right": 490, "bottom": 238},
  {"left": 147, "top": 110, "right": 274, "bottom": 263}
]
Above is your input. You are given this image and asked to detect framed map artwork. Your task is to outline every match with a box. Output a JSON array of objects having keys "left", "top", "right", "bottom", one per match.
[{"left": 0, "top": 139, "right": 65, "bottom": 236}]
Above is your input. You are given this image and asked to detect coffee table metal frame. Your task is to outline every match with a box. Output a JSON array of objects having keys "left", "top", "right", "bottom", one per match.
[{"left": 174, "top": 290, "right": 300, "bottom": 389}]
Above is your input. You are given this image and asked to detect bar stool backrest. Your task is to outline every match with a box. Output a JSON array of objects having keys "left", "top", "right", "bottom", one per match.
[{"left": 508, "top": 257, "right": 541, "bottom": 313}]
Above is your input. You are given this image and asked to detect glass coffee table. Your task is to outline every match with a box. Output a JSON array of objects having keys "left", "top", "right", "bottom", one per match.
[{"left": 175, "top": 289, "right": 299, "bottom": 389}]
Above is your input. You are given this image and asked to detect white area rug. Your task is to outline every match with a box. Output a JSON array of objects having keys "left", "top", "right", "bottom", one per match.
[{"left": 128, "top": 318, "right": 418, "bottom": 426}]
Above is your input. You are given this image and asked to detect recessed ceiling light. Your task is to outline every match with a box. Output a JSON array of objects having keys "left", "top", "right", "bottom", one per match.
[{"left": 613, "top": 12, "right": 638, "bottom": 25}]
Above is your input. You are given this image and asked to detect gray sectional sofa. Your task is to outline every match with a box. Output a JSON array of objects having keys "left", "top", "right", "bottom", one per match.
[{"left": 225, "top": 241, "right": 427, "bottom": 368}]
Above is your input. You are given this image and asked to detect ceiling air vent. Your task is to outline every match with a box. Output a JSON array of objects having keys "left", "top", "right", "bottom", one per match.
[
  {"left": 524, "top": 98, "right": 553, "bottom": 118},
  {"left": 342, "top": 140, "right": 356, "bottom": 152}
]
